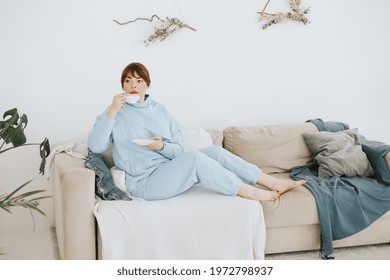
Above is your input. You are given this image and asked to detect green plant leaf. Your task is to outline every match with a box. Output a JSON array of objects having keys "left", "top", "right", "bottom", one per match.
[
  {"left": 0, "top": 108, "right": 51, "bottom": 228},
  {"left": 10, "top": 125, "right": 27, "bottom": 147},
  {"left": 0, "top": 108, "right": 27, "bottom": 148},
  {"left": 20, "top": 113, "right": 28, "bottom": 129},
  {"left": 2, "top": 108, "right": 18, "bottom": 122},
  {"left": 0, "top": 108, "right": 18, "bottom": 137},
  {"left": 39, "top": 138, "right": 50, "bottom": 174},
  {"left": 2, "top": 179, "right": 35, "bottom": 199},
  {"left": 0, "top": 179, "right": 50, "bottom": 216}
]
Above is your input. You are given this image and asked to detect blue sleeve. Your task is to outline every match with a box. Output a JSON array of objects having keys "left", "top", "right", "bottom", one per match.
[
  {"left": 157, "top": 109, "right": 183, "bottom": 160},
  {"left": 88, "top": 113, "right": 116, "bottom": 153}
]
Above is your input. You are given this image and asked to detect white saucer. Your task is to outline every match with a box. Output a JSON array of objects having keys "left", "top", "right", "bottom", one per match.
[{"left": 132, "top": 139, "right": 155, "bottom": 146}]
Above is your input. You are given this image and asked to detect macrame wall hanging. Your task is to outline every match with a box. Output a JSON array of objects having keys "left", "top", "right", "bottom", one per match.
[
  {"left": 113, "top": 0, "right": 196, "bottom": 46},
  {"left": 258, "top": 0, "right": 311, "bottom": 30}
]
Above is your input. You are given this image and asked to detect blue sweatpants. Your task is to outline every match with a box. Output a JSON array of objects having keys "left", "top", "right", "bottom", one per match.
[{"left": 131, "top": 145, "right": 262, "bottom": 200}]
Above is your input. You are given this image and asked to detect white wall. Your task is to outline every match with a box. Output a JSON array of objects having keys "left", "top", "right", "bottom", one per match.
[{"left": 1, "top": 0, "right": 390, "bottom": 231}]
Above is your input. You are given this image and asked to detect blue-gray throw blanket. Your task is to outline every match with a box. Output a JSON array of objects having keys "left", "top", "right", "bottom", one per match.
[{"left": 291, "top": 119, "right": 390, "bottom": 258}]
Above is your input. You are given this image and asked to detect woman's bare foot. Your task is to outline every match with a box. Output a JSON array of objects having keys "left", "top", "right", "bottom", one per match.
[
  {"left": 257, "top": 173, "right": 306, "bottom": 195},
  {"left": 271, "top": 178, "right": 306, "bottom": 195},
  {"left": 238, "top": 184, "right": 280, "bottom": 202}
]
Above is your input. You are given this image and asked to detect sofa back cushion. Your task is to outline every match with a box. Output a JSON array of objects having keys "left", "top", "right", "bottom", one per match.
[
  {"left": 182, "top": 129, "right": 214, "bottom": 152},
  {"left": 223, "top": 123, "right": 319, "bottom": 174},
  {"left": 207, "top": 129, "right": 223, "bottom": 147}
]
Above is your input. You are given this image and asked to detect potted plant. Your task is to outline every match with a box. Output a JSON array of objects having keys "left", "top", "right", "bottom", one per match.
[{"left": 0, "top": 108, "right": 51, "bottom": 254}]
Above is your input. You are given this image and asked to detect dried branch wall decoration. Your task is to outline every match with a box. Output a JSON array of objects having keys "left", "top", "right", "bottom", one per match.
[
  {"left": 113, "top": 15, "right": 196, "bottom": 46},
  {"left": 258, "top": 0, "right": 310, "bottom": 30}
]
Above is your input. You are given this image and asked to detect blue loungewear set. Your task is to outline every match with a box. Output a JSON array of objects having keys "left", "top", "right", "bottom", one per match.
[{"left": 88, "top": 96, "right": 262, "bottom": 200}]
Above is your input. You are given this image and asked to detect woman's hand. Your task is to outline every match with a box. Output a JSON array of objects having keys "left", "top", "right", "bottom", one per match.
[
  {"left": 147, "top": 136, "right": 165, "bottom": 151},
  {"left": 106, "top": 93, "right": 125, "bottom": 119}
]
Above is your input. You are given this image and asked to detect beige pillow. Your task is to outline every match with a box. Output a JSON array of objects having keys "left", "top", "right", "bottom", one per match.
[
  {"left": 207, "top": 129, "right": 223, "bottom": 146},
  {"left": 303, "top": 128, "right": 375, "bottom": 179},
  {"left": 223, "top": 123, "right": 318, "bottom": 174}
]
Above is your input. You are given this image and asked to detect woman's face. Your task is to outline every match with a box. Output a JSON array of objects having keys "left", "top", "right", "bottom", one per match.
[{"left": 123, "top": 72, "right": 149, "bottom": 99}]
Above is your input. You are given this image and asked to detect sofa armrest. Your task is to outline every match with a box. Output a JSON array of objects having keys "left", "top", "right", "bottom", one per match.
[
  {"left": 51, "top": 153, "right": 96, "bottom": 259},
  {"left": 386, "top": 152, "right": 390, "bottom": 171}
]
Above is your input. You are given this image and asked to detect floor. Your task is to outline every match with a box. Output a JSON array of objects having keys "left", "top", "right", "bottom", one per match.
[
  {"left": 0, "top": 228, "right": 58, "bottom": 260},
  {"left": 266, "top": 243, "right": 390, "bottom": 260}
]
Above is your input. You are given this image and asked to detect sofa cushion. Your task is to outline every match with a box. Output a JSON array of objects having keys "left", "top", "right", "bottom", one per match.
[
  {"left": 223, "top": 123, "right": 318, "bottom": 174},
  {"left": 259, "top": 173, "right": 319, "bottom": 228},
  {"left": 303, "top": 128, "right": 375, "bottom": 179},
  {"left": 207, "top": 129, "right": 223, "bottom": 146},
  {"left": 261, "top": 187, "right": 319, "bottom": 228},
  {"left": 182, "top": 129, "right": 213, "bottom": 152}
]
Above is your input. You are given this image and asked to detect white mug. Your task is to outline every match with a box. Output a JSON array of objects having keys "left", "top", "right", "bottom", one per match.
[{"left": 125, "top": 93, "right": 140, "bottom": 104}]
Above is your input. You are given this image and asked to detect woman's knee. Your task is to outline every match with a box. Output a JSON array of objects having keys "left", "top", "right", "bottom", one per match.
[
  {"left": 182, "top": 150, "right": 207, "bottom": 164},
  {"left": 200, "top": 145, "right": 225, "bottom": 159}
]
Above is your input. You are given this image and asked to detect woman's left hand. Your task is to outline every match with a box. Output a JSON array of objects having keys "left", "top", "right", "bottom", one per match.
[{"left": 147, "top": 136, "right": 165, "bottom": 151}]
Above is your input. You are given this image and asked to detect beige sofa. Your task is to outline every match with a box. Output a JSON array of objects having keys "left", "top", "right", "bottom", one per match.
[{"left": 52, "top": 122, "right": 390, "bottom": 259}]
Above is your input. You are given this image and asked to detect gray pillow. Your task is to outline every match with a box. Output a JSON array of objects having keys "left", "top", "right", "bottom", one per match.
[{"left": 303, "top": 128, "right": 375, "bottom": 179}]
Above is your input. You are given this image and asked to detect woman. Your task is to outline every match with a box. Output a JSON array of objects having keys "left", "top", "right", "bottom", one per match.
[{"left": 88, "top": 62, "right": 306, "bottom": 201}]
